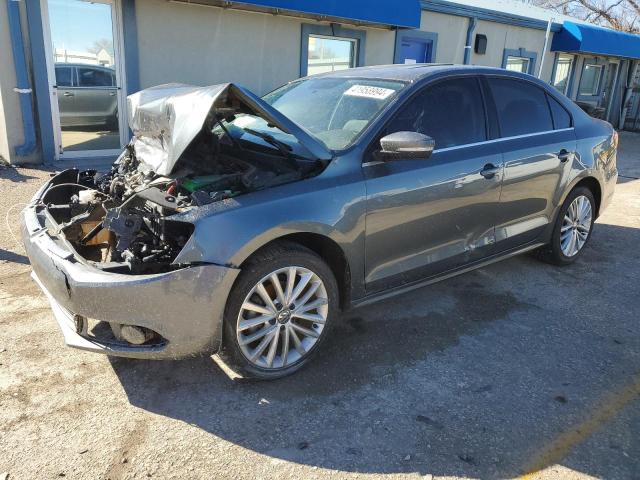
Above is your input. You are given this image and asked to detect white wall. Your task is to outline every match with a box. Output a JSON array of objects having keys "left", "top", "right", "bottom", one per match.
[
  {"left": 135, "top": 0, "right": 395, "bottom": 96},
  {"left": 417, "top": 11, "right": 556, "bottom": 83},
  {"left": 419, "top": 11, "right": 468, "bottom": 64}
]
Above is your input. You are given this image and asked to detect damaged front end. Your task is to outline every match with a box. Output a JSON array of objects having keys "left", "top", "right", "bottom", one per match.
[{"left": 38, "top": 83, "right": 331, "bottom": 275}]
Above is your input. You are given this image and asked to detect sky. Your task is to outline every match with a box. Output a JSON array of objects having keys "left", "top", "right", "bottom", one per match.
[{"left": 48, "top": 0, "right": 114, "bottom": 54}]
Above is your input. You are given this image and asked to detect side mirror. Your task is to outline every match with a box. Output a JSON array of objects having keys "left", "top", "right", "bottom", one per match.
[{"left": 376, "top": 131, "right": 435, "bottom": 161}]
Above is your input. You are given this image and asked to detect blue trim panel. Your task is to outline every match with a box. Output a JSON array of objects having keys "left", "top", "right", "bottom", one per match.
[
  {"left": 7, "top": 0, "right": 37, "bottom": 156},
  {"left": 393, "top": 29, "right": 438, "bottom": 63},
  {"left": 231, "top": 0, "right": 421, "bottom": 28},
  {"left": 25, "top": 0, "right": 56, "bottom": 163},
  {"left": 463, "top": 17, "right": 477, "bottom": 65},
  {"left": 552, "top": 21, "right": 640, "bottom": 60},
  {"left": 421, "top": 0, "right": 562, "bottom": 32},
  {"left": 122, "top": 0, "right": 140, "bottom": 95},
  {"left": 300, "top": 24, "right": 366, "bottom": 78},
  {"left": 502, "top": 47, "right": 537, "bottom": 75}
]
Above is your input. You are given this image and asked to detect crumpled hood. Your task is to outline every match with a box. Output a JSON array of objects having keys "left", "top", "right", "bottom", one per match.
[{"left": 127, "top": 83, "right": 331, "bottom": 176}]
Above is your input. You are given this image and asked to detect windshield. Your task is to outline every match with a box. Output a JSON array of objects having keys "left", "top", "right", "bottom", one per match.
[{"left": 262, "top": 77, "right": 406, "bottom": 150}]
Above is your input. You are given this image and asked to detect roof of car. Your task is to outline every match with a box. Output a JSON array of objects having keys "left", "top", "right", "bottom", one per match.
[
  {"left": 308, "top": 63, "right": 511, "bottom": 82},
  {"left": 54, "top": 62, "right": 115, "bottom": 70}
]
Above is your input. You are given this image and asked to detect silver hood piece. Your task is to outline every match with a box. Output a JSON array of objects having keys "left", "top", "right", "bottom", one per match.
[{"left": 127, "top": 83, "right": 332, "bottom": 175}]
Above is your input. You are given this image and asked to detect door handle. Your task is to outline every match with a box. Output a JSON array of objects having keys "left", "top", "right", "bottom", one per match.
[
  {"left": 480, "top": 163, "right": 500, "bottom": 179},
  {"left": 63, "top": 92, "right": 74, "bottom": 97},
  {"left": 109, "top": 92, "right": 116, "bottom": 96},
  {"left": 558, "top": 149, "right": 572, "bottom": 162}
]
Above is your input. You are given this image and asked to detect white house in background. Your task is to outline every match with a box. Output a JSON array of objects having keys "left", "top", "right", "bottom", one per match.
[{"left": 53, "top": 48, "right": 114, "bottom": 67}]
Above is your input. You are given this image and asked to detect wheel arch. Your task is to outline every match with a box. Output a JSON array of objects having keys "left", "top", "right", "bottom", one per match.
[
  {"left": 238, "top": 232, "right": 352, "bottom": 311},
  {"left": 572, "top": 177, "right": 602, "bottom": 217}
]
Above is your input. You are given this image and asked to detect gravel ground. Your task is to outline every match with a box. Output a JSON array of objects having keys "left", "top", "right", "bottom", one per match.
[{"left": 1, "top": 133, "right": 639, "bottom": 480}]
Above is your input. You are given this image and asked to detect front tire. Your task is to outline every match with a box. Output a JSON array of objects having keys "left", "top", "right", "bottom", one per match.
[
  {"left": 220, "top": 242, "right": 338, "bottom": 380},
  {"left": 538, "top": 186, "right": 596, "bottom": 265}
]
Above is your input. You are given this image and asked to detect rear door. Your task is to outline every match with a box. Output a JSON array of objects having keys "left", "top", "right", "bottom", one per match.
[
  {"left": 485, "top": 76, "right": 576, "bottom": 251},
  {"left": 363, "top": 76, "right": 503, "bottom": 293}
]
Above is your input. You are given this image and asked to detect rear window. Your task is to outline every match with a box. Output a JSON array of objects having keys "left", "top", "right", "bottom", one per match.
[
  {"left": 546, "top": 93, "right": 572, "bottom": 129},
  {"left": 489, "top": 78, "right": 553, "bottom": 137}
]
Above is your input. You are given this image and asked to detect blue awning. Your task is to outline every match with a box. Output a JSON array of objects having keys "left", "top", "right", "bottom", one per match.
[
  {"left": 227, "top": 0, "right": 422, "bottom": 28},
  {"left": 552, "top": 21, "right": 640, "bottom": 60}
]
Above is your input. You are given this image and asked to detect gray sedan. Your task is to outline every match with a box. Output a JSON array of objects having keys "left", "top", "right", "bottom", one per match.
[{"left": 22, "top": 64, "right": 618, "bottom": 379}]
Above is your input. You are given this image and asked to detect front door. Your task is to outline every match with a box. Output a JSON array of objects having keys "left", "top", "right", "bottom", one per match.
[
  {"left": 363, "top": 77, "right": 503, "bottom": 294},
  {"left": 398, "top": 37, "right": 433, "bottom": 64},
  {"left": 42, "top": 0, "right": 126, "bottom": 160}
]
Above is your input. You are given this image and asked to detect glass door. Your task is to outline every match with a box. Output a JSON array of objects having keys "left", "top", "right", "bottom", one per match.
[{"left": 42, "top": 0, "right": 126, "bottom": 160}]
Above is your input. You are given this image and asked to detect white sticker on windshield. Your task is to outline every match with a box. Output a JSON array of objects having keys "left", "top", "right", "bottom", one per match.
[{"left": 344, "top": 85, "right": 395, "bottom": 100}]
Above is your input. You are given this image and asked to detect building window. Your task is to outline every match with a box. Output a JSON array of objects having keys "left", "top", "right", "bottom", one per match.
[
  {"left": 300, "top": 24, "right": 366, "bottom": 77},
  {"left": 552, "top": 54, "right": 574, "bottom": 94},
  {"left": 505, "top": 56, "right": 530, "bottom": 73},
  {"left": 578, "top": 62, "right": 604, "bottom": 97},
  {"left": 502, "top": 48, "right": 537, "bottom": 75},
  {"left": 307, "top": 35, "right": 357, "bottom": 76}
]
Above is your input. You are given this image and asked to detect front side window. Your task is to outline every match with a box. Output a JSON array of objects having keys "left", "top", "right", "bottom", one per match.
[
  {"left": 552, "top": 54, "right": 574, "bottom": 94},
  {"left": 386, "top": 77, "right": 487, "bottom": 149},
  {"left": 578, "top": 63, "right": 603, "bottom": 96},
  {"left": 55, "top": 66, "right": 73, "bottom": 87},
  {"left": 262, "top": 77, "right": 405, "bottom": 150},
  {"left": 307, "top": 35, "right": 356, "bottom": 76},
  {"left": 489, "top": 77, "right": 553, "bottom": 137},
  {"left": 505, "top": 56, "right": 530, "bottom": 74}
]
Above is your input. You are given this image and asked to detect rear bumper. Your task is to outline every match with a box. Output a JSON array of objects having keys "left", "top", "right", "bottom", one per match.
[{"left": 21, "top": 182, "right": 240, "bottom": 359}]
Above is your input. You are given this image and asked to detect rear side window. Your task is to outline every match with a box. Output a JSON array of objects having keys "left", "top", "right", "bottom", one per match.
[
  {"left": 489, "top": 78, "right": 553, "bottom": 137},
  {"left": 387, "top": 77, "right": 486, "bottom": 149},
  {"left": 546, "top": 94, "right": 572, "bottom": 129},
  {"left": 77, "top": 67, "right": 114, "bottom": 87}
]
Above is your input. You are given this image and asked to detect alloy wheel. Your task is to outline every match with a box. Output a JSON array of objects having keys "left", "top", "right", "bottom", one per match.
[
  {"left": 236, "top": 266, "right": 329, "bottom": 369},
  {"left": 560, "top": 195, "right": 593, "bottom": 257}
]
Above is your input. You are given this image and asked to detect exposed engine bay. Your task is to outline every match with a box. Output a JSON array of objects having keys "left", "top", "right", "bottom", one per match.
[{"left": 39, "top": 83, "right": 328, "bottom": 275}]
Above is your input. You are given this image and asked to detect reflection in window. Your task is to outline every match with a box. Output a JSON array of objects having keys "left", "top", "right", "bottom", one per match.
[
  {"left": 505, "top": 56, "right": 530, "bottom": 73},
  {"left": 579, "top": 63, "right": 603, "bottom": 96},
  {"left": 77, "top": 67, "right": 115, "bottom": 87},
  {"left": 489, "top": 78, "right": 553, "bottom": 137},
  {"left": 307, "top": 35, "right": 356, "bottom": 76},
  {"left": 552, "top": 54, "right": 574, "bottom": 94}
]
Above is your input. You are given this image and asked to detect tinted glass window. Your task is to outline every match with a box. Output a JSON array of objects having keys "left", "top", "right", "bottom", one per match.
[
  {"left": 489, "top": 78, "right": 553, "bottom": 137},
  {"left": 547, "top": 94, "right": 571, "bottom": 129},
  {"left": 77, "top": 67, "right": 114, "bottom": 87},
  {"left": 387, "top": 77, "right": 486, "bottom": 149},
  {"left": 55, "top": 66, "right": 72, "bottom": 87}
]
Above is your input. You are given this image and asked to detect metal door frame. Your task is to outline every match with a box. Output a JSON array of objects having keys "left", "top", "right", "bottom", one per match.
[{"left": 40, "top": 0, "right": 128, "bottom": 161}]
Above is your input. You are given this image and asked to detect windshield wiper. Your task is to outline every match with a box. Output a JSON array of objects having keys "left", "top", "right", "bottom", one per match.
[{"left": 242, "top": 127, "right": 293, "bottom": 160}]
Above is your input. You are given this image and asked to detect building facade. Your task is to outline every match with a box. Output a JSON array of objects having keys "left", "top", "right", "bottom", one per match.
[{"left": 1, "top": 0, "right": 639, "bottom": 166}]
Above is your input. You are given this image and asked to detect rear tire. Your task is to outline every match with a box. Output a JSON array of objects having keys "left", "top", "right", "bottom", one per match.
[
  {"left": 537, "top": 186, "right": 596, "bottom": 266},
  {"left": 219, "top": 242, "right": 338, "bottom": 380}
]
